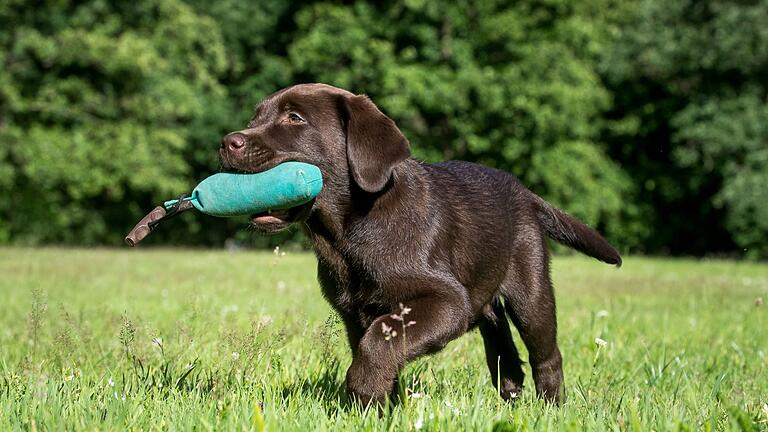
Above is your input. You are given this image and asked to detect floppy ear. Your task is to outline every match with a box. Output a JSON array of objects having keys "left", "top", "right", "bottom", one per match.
[{"left": 342, "top": 94, "right": 411, "bottom": 193}]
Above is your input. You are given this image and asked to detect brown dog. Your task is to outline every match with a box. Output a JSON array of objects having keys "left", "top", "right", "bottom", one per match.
[{"left": 219, "top": 83, "right": 621, "bottom": 405}]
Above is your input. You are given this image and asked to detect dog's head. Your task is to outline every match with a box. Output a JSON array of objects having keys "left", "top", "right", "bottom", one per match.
[{"left": 219, "top": 83, "right": 411, "bottom": 233}]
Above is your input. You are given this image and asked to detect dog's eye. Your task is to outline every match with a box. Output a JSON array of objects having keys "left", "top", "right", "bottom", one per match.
[{"left": 287, "top": 112, "right": 305, "bottom": 124}]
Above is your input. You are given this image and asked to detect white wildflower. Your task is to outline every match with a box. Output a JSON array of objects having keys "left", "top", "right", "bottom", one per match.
[
  {"left": 381, "top": 322, "right": 397, "bottom": 340},
  {"left": 221, "top": 304, "right": 239, "bottom": 316},
  {"left": 390, "top": 303, "right": 416, "bottom": 330},
  {"left": 595, "top": 337, "right": 608, "bottom": 347},
  {"left": 414, "top": 418, "right": 424, "bottom": 430},
  {"left": 596, "top": 310, "right": 609, "bottom": 318},
  {"left": 443, "top": 400, "right": 461, "bottom": 414}
]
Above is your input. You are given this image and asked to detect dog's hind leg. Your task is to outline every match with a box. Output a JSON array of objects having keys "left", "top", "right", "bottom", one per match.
[
  {"left": 501, "top": 250, "right": 564, "bottom": 404},
  {"left": 478, "top": 296, "right": 525, "bottom": 401}
]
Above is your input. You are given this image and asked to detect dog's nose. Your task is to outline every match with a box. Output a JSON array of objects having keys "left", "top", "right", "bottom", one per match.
[{"left": 222, "top": 133, "right": 246, "bottom": 152}]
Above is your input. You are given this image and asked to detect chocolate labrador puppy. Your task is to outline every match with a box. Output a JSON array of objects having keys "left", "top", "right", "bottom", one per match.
[{"left": 219, "top": 83, "right": 621, "bottom": 405}]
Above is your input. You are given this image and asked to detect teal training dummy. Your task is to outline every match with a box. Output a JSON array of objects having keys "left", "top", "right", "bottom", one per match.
[{"left": 125, "top": 161, "right": 322, "bottom": 246}]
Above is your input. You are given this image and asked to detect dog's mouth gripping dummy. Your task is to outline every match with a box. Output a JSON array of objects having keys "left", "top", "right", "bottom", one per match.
[{"left": 124, "top": 162, "right": 323, "bottom": 246}]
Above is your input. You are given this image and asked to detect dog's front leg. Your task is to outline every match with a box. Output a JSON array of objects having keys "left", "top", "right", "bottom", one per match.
[{"left": 345, "top": 295, "right": 469, "bottom": 406}]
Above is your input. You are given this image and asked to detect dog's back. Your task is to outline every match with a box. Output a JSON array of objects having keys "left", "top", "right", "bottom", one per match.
[{"left": 427, "top": 160, "right": 621, "bottom": 267}]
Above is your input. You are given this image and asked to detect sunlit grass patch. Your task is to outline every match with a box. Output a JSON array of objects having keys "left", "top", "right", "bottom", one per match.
[{"left": 0, "top": 248, "right": 766, "bottom": 430}]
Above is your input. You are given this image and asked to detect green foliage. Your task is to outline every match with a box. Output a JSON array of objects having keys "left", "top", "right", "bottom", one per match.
[
  {"left": 288, "top": 1, "right": 634, "bottom": 248},
  {"left": 0, "top": 0, "right": 229, "bottom": 244},
  {"left": 674, "top": 94, "right": 768, "bottom": 258},
  {"left": 600, "top": 0, "right": 768, "bottom": 257},
  {"left": 0, "top": 0, "right": 765, "bottom": 257}
]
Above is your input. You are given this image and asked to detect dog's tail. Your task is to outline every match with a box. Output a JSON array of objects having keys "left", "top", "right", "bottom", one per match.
[{"left": 531, "top": 194, "right": 622, "bottom": 267}]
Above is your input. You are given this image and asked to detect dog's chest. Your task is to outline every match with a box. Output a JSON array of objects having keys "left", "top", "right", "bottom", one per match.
[
  {"left": 313, "top": 238, "right": 395, "bottom": 318},
  {"left": 309, "top": 203, "right": 433, "bottom": 324}
]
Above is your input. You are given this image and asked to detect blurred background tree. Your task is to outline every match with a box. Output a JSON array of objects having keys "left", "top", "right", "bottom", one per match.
[
  {"left": 0, "top": 0, "right": 765, "bottom": 258},
  {"left": 602, "top": 0, "right": 768, "bottom": 258}
]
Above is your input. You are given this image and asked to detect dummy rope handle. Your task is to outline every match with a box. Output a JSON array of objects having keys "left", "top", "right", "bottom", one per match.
[{"left": 124, "top": 194, "right": 195, "bottom": 246}]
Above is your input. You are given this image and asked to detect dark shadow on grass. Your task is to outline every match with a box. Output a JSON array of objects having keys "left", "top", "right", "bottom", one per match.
[
  {"left": 278, "top": 360, "right": 442, "bottom": 417},
  {"left": 279, "top": 359, "right": 353, "bottom": 416}
]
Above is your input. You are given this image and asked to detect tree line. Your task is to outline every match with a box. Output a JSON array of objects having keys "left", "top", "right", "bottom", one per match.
[{"left": 1, "top": 0, "right": 766, "bottom": 258}]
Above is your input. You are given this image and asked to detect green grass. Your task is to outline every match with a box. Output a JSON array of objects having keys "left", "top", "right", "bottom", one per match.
[{"left": 0, "top": 248, "right": 766, "bottom": 431}]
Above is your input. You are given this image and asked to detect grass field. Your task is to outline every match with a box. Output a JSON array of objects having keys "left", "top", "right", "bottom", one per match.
[{"left": 0, "top": 248, "right": 766, "bottom": 431}]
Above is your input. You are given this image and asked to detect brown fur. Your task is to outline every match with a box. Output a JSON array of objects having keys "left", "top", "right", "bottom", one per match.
[{"left": 219, "top": 83, "right": 621, "bottom": 405}]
